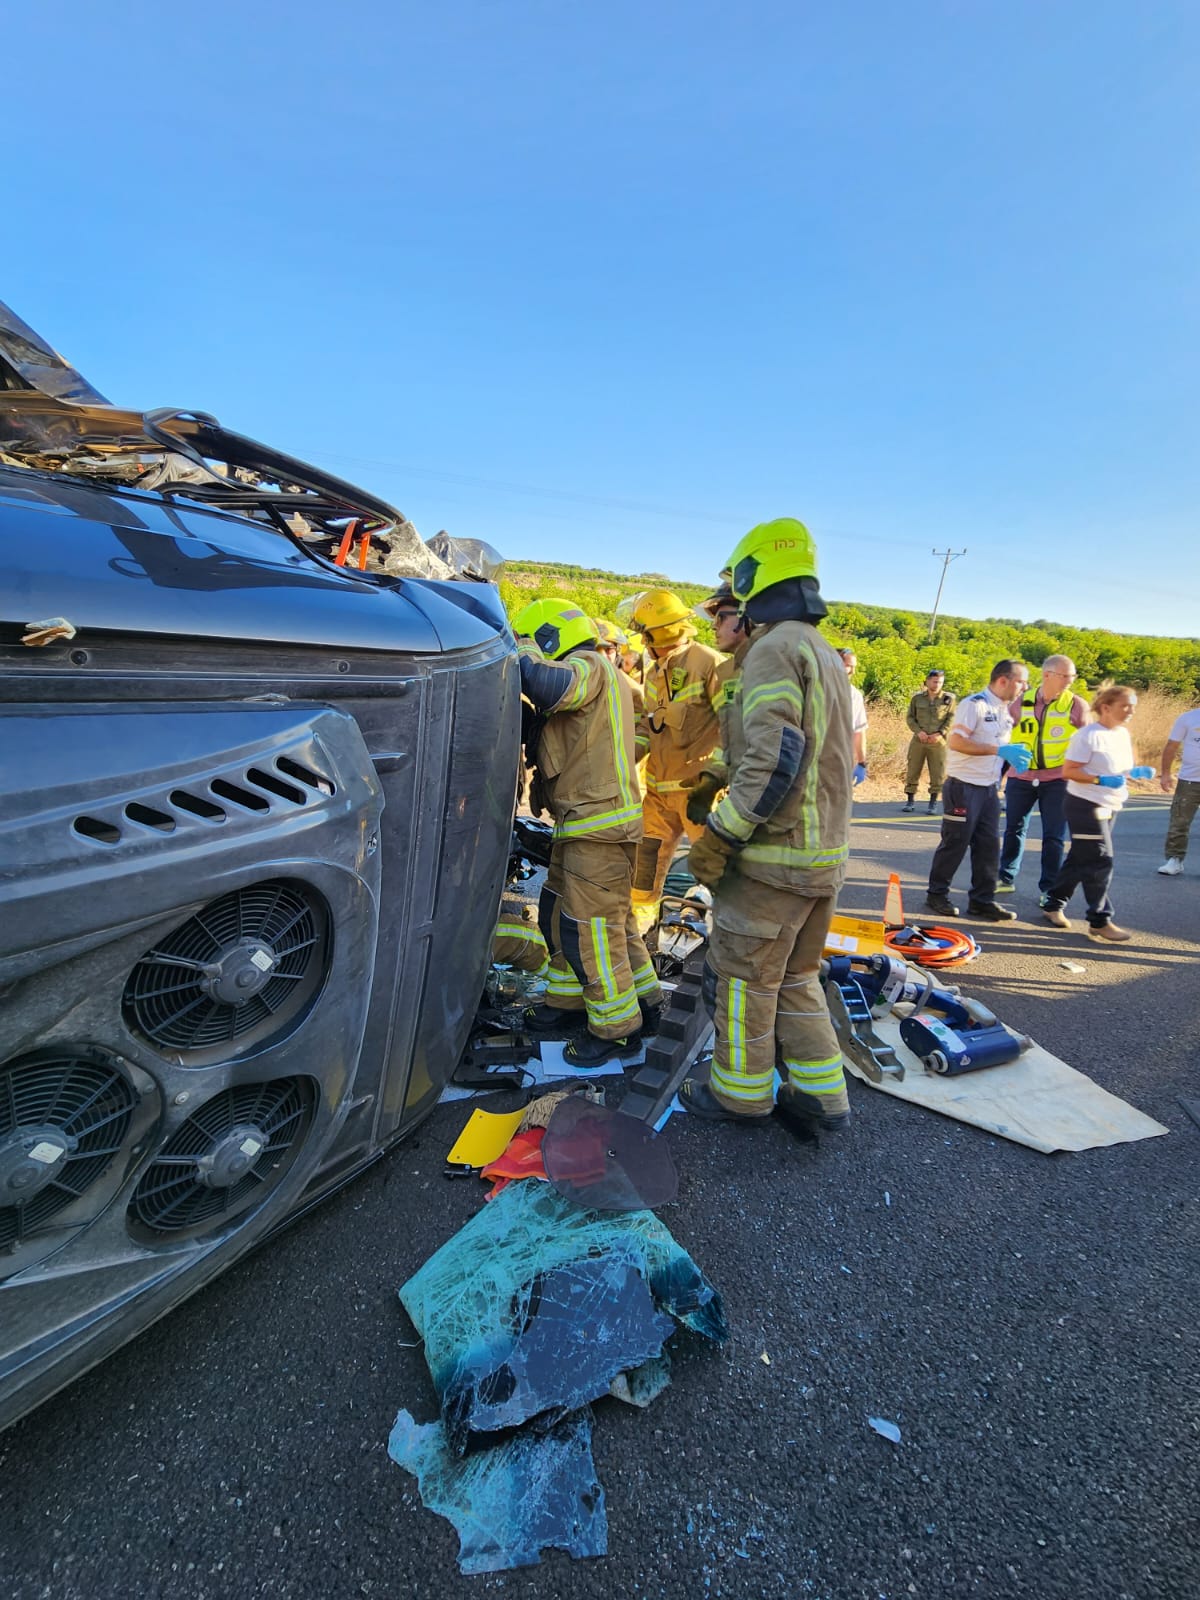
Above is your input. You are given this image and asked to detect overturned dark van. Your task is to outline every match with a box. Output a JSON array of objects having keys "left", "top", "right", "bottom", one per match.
[{"left": 0, "top": 302, "right": 521, "bottom": 1430}]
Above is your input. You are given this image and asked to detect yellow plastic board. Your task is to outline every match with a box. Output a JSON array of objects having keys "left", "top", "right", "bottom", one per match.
[
  {"left": 446, "top": 1108, "right": 525, "bottom": 1168},
  {"left": 823, "top": 915, "right": 889, "bottom": 958}
]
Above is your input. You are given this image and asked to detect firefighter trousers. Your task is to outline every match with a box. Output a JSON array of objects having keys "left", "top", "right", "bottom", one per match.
[
  {"left": 706, "top": 870, "right": 848, "bottom": 1118},
  {"left": 631, "top": 786, "right": 708, "bottom": 924},
  {"left": 539, "top": 837, "right": 662, "bottom": 1039}
]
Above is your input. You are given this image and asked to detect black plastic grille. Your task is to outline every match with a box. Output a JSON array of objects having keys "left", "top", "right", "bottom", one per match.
[
  {"left": 128, "top": 1078, "right": 313, "bottom": 1234},
  {"left": 122, "top": 882, "right": 329, "bottom": 1060},
  {"left": 1, "top": 1051, "right": 138, "bottom": 1251}
]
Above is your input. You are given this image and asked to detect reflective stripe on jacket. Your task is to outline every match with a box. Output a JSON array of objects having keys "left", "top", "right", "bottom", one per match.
[
  {"left": 519, "top": 641, "right": 643, "bottom": 842},
  {"left": 638, "top": 639, "right": 722, "bottom": 790},
  {"left": 1008, "top": 688, "right": 1084, "bottom": 772},
  {"left": 707, "top": 620, "right": 853, "bottom": 895},
  {"left": 701, "top": 642, "right": 751, "bottom": 789}
]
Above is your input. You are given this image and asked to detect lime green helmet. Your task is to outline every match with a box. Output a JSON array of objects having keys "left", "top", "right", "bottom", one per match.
[
  {"left": 727, "top": 518, "right": 819, "bottom": 603},
  {"left": 511, "top": 599, "right": 596, "bottom": 659}
]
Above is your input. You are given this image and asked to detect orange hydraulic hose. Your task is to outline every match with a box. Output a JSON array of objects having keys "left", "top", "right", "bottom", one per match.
[{"left": 884, "top": 924, "right": 979, "bottom": 968}]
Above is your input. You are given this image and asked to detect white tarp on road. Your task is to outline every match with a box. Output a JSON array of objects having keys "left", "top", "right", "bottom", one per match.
[{"left": 848, "top": 1013, "right": 1169, "bottom": 1154}]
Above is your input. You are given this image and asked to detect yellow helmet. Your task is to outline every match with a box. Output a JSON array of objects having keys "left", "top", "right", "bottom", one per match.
[
  {"left": 511, "top": 599, "right": 596, "bottom": 659},
  {"left": 727, "top": 518, "right": 819, "bottom": 603},
  {"left": 593, "top": 618, "right": 628, "bottom": 648},
  {"left": 631, "top": 588, "right": 691, "bottom": 632}
]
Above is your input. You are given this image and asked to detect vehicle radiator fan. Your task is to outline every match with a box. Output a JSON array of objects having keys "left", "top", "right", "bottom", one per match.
[
  {"left": 1, "top": 1050, "right": 138, "bottom": 1251},
  {"left": 122, "top": 881, "right": 329, "bottom": 1062},
  {"left": 128, "top": 1078, "right": 315, "bottom": 1235}
]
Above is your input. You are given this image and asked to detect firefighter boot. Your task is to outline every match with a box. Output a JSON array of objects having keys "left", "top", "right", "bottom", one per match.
[
  {"left": 524, "top": 1004, "right": 587, "bottom": 1036},
  {"left": 775, "top": 1084, "right": 851, "bottom": 1135},
  {"left": 563, "top": 1029, "right": 644, "bottom": 1069}
]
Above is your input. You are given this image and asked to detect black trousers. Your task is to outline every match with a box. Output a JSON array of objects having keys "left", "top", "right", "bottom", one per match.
[
  {"left": 927, "top": 775, "right": 1001, "bottom": 907},
  {"left": 1045, "top": 794, "right": 1116, "bottom": 927}
]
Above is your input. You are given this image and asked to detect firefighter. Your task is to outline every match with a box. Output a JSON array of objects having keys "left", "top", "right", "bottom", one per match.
[
  {"left": 512, "top": 599, "right": 664, "bottom": 1065},
  {"left": 594, "top": 618, "right": 644, "bottom": 716},
  {"left": 627, "top": 588, "right": 724, "bottom": 930},
  {"left": 491, "top": 899, "right": 550, "bottom": 976},
  {"left": 679, "top": 519, "right": 854, "bottom": 1130},
  {"left": 683, "top": 582, "right": 752, "bottom": 826}
]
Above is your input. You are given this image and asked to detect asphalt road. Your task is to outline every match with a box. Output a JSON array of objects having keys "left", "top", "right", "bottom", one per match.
[{"left": 3, "top": 795, "right": 1197, "bottom": 1600}]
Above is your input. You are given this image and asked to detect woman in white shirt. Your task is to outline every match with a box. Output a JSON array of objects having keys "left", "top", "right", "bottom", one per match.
[{"left": 1042, "top": 685, "right": 1146, "bottom": 942}]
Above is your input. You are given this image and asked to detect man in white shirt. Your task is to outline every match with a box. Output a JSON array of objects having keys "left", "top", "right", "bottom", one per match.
[
  {"left": 921, "top": 659, "right": 1030, "bottom": 921},
  {"left": 1157, "top": 705, "right": 1200, "bottom": 875},
  {"left": 838, "top": 648, "right": 868, "bottom": 785}
]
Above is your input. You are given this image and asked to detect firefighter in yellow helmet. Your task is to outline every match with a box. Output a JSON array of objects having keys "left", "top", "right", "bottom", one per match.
[
  {"left": 626, "top": 588, "right": 724, "bottom": 931},
  {"left": 683, "top": 581, "right": 753, "bottom": 827},
  {"left": 512, "top": 599, "right": 664, "bottom": 1065},
  {"left": 593, "top": 618, "right": 644, "bottom": 717},
  {"left": 679, "top": 520, "right": 855, "bottom": 1133}
]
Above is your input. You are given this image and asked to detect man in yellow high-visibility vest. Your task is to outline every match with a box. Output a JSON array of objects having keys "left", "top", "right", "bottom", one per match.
[{"left": 997, "top": 655, "right": 1088, "bottom": 904}]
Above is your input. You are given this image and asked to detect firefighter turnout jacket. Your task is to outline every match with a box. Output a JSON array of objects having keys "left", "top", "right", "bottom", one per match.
[
  {"left": 517, "top": 640, "right": 642, "bottom": 843},
  {"left": 638, "top": 639, "right": 723, "bottom": 792},
  {"left": 700, "top": 640, "right": 753, "bottom": 789},
  {"left": 706, "top": 620, "right": 853, "bottom": 897}
]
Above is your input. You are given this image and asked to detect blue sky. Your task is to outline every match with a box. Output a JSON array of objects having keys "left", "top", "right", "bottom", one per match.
[{"left": 6, "top": 2, "right": 1198, "bottom": 636}]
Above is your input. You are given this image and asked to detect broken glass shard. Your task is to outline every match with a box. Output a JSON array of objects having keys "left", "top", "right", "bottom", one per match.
[
  {"left": 389, "top": 1408, "right": 606, "bottom": 1573},
  {"left": 442, "top": 1253, "right": 675, "bottom": 1450},
  {"left": 400, "top": 1183, "right": 727, "bottom": 1450}
]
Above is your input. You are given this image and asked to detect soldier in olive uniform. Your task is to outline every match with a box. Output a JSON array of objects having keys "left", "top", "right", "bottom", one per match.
[{"left": 904, "top": 670, "right": 956, "bottom": 813}]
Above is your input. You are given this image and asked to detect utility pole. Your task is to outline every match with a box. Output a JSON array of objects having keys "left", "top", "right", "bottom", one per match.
[{"left": 929, "top": 547, "right": 967, "bottom": 638}]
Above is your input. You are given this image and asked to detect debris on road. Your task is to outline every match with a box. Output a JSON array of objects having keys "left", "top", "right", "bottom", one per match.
[
  {"left": 1060, "top": 961, "right": 1088, "bottom": 974},
  {"left": 444, "top": 1108, "right": 525, "bottom": 1172},
  {"left": 391, "top": 1181, "right": 727, "bottom": 1571},
  {"left": 479, "top": 1127, "right": 548, "bottom": 1198},
  {"left": 542, "top": 1098, "right": 679, "bottom": 1211},
  {"left": 868, "top": 1416, "right": 902, "bottom": 1444},
  {"left": 388, "top": 1408, "right": 606, "bottom": 1575}
]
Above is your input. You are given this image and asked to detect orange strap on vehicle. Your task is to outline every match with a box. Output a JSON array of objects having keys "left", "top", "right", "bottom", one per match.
[{"left": 333, "top": 518, "right": 359, "bottom": 566}]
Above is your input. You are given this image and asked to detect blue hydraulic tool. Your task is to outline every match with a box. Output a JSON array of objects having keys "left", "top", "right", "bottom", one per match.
[{"left": 825, "top": 954, "right": 1032, "bottom": 1077}]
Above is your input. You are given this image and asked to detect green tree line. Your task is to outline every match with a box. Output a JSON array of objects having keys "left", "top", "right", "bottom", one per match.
[{"left": 500, "top": 560, "right": 1200, "bottom": 707}]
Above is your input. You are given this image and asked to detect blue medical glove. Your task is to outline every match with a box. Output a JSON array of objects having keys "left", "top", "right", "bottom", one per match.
[
  {"left": 1129, "top": 765, "right": 1155, "bottom": 780},
  {"left": 997, "top": 744, "right": 1033, "bottom": 773},
  {"left": 853, "top": 763, "right": 867, "bottom": 786},
  {"left": 1096, "top": 774, "right": 1125, "bottom": 788}
]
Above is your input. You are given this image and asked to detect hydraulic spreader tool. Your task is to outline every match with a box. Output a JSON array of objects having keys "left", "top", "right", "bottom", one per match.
[{"left": 822, "top": 954, "right": 1033, "bottom": 1080}]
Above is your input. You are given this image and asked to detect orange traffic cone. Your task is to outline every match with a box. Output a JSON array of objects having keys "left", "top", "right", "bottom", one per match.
[{"left": 884, "top": 873, "right": 905, "bottom": 929}]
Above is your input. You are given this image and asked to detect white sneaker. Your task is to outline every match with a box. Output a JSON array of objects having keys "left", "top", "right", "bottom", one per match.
[{"left": 1157, "top": 858, "right": 1183, "bottom": 876}]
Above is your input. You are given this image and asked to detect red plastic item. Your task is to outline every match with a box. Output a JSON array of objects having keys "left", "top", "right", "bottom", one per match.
[{"left": 479, "top": 1126, "right": 548, "bottom": 1199}]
